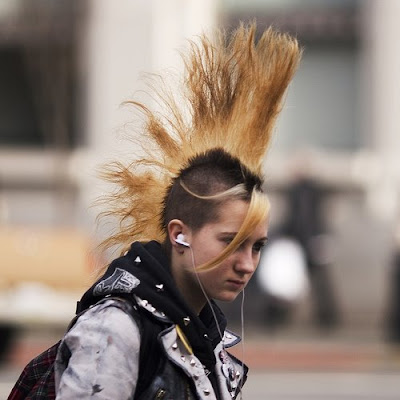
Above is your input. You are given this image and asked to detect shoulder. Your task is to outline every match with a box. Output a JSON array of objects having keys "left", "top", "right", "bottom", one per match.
[
  {"left": 55, "top": 299, "right": 141, "bottom": 398},
  {"left": 64, "top": 298, "right": 141, "bottom": 349}
]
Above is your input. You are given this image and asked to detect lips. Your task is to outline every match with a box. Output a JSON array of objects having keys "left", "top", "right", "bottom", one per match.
[{"left": 226, "top": 279, "right": 246, "bottom": 289}]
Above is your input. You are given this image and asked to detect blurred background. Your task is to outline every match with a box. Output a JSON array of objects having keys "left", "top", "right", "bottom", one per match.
[{"left": 1, "top": 0, "right": 400, "bottom": 398}]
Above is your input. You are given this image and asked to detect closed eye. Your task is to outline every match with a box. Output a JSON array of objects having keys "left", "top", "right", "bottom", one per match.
[
  {"left": 221, "top": 236, "right": 235, "bottom": 246},
  {"left": 253, "top": 240, "right": 267, "bottom": 253}
]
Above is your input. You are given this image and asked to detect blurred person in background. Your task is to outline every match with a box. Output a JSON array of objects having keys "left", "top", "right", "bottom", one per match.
[
  {"left": 258, "top": 167, "right": 339, "bottom": 332},
  {"left": 10, "top": 24, "right": 301, "bottom": 399},
  {"left": 280, "top": 174, "right": 339, "bottom": 330}
]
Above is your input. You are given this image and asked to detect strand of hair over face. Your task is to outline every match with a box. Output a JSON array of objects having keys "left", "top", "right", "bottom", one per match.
[
  {"left": 195, "top": 189, "right": 270, "bottom": 271},
  {"left": 98, "top": 23, "right": 302, "bottom": 254}
]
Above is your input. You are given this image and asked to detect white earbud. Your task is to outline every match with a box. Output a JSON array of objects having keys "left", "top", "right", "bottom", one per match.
[{"left": 175, "top": 233, "right": 190, "bottom": 247}]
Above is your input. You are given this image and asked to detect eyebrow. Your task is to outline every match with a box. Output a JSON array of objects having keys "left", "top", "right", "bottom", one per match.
[{"left": 220, "top": 232, "right": 269, "bottom": 241}]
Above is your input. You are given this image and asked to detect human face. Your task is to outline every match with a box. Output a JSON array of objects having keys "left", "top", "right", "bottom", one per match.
[{"left": 173, "top": 199, "right": 268, "bottom": 313}]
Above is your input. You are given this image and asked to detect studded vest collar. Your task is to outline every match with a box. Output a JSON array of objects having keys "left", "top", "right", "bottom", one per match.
[{"left": 78, "top": 241, "right": 227, "bottom": 384}]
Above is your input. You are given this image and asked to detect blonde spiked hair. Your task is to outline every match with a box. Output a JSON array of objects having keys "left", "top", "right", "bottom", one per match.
[{"left": 99, "top": 23, "right": 301, "bottom": 255}]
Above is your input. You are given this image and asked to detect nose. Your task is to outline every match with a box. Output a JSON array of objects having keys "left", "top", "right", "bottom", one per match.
[{"left": 234, "top": 248, "right": 257, "bottom": 275}]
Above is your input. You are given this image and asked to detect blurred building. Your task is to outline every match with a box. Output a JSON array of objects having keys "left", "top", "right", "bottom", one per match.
[{"left": 0, "top": 0, "right": 399, "bottom": 336}]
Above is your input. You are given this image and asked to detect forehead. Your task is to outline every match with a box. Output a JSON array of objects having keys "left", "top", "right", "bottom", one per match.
[
  {"left": 216, "top": 199, "right": 250, "bottom": 221},
  {"left": 206, "top": 198, "right": 269, "bottom": 233}
]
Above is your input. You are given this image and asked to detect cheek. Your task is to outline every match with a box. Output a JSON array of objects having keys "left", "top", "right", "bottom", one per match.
[
  {"left": 195, "top": 249, "right": 214, "bottom": 266},
  {"left": 197, "top": 270, "right": 218, "bottom": 292},
  {"left": 213, "top": 258, "right": 234, "bottom": 276},
  {"left": 201, "top": 262, "right": 229, "bottom": 283},
  {"left": 194, "top": 240, "right": 223, "bottom": 263}
]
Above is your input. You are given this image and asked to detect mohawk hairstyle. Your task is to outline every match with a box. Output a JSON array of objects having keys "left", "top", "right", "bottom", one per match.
[
  {"left": 162, "top": 148, "right": 262, "bottom": 233},
  {"left": 98, "top": 23, "right": 301, "bottom": 254}
]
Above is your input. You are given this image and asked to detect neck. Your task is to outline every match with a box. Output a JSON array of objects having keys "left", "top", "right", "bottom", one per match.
[
  {"left": 171, "top": 257, "right": 206, "bottom": 315},
  {"left": 179, "top": 283, "right": 206, "bottom": 315}
]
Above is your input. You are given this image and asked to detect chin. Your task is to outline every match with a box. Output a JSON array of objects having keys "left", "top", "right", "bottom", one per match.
[{"left": 215, "top": 292, "right": 241, "bottom": 303}]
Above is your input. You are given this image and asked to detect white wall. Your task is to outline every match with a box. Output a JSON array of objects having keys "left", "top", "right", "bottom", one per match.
[
  {"left": 75, "top": 0, "right": 217, "bottom": 235},
  {"left": 361, "top": 0, "right": 400, "bottom": 222}
]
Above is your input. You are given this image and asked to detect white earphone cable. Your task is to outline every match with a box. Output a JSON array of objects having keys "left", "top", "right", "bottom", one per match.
[
  {"left": 239, "top": 288, "right": 245, "bottom": 399},
  {"left": 187, "top": 244, "right": 247, "bottom": 399},
  {"left": 188, "top": 246, "right": 225, "bottom": 345}
]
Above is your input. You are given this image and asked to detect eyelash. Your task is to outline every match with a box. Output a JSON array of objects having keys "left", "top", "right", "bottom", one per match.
[
  {"left": 222, "top": 237, "right": 234, "bottom": 245},
  {"left": 253, "top": 242, "right": 266, "bottom": 253}
]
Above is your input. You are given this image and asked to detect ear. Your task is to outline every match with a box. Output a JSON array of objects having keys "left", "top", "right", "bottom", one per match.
[{"left": 167, "top": 219, "right": 189, "bottom": 250}]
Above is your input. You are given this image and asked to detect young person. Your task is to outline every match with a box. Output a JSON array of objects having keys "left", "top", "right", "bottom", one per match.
[{"left": 54, "top": 24, "right": 301, "bottom": 399}]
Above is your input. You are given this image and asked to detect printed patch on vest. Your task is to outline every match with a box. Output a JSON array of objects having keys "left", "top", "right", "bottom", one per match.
[{"left": 93, "top": 268, "right": 140, "bottom": 296}]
